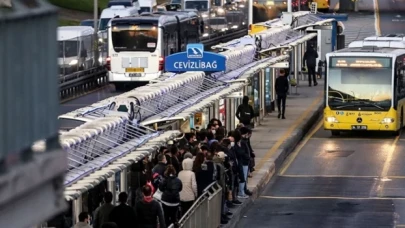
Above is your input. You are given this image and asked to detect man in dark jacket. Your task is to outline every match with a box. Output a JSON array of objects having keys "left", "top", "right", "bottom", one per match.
[
  {"left": 93, "top": 192, "right": 114, "bottom": 228},
  {"left": 135, "top": 185, "right": 166, "bottom": 228},
  {"left": 303, "top": 44, "right": 319, "bottom": 87},
  {"left": 236, "top": 96, "right": 255, "bottom": 129},
  {"left": 152, "top": 154, "right": 167, "bottom": 176},
  {"left": 275, "top": 69, "right": 289, "bottom": 119},
  {"left": 195, "top": 151, "right": 219, "bottom": 196},
  {"left": 109, "top": 192, "right": 137, "bottom": 228}
]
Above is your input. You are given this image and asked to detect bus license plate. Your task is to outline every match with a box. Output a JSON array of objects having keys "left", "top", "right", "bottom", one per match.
[
  {"left": 351, "top": 125, "right": 367, "bottom": 130},
  {"left": 128, "top": 73, "right": 142, "bottom": 77},
  {"left": 126, "top": 67, "right": 144, "bottom": 72}
]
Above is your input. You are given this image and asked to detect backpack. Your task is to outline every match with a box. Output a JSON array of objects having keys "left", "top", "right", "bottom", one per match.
[
  {"left": 239, "top": 104, "right": 252, "bottom": 122},
  {"left": 152, "top": 173, "right": 164, "bottom": 192}
]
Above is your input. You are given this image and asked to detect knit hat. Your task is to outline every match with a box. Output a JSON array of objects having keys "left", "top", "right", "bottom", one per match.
[{"left": 183, "top": 152, "right": 193, "bottom": 159}]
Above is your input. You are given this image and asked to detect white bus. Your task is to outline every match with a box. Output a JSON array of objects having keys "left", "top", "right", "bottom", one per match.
[
  {"left": 99, "top": 5, "right": 139, "bottom": 32},
  {"left": 106, "top": 12, "right": 201, "bottom": 88}
]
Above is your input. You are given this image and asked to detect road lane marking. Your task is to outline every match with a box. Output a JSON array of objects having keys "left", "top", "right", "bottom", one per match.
[
  {"left": 280, "top": 174, "right": 378, "bottom": 178},
  {"left": 378, "top": 134, "right": 400, "bottom": 197},
  {"left": 255, "top": 92, "right": 324, "bottom": 171},
  {"left": 260, "top": 196, "right": 405, "bottom": 200},
  {"left": 279, "top": 120, "right": 323, "bottom": 175},
  {"left": 310, "top": 137, "right": 392, "bottom": 141},
  {"left": 374, "top": 0, "right": 381, "bottom": 35}
]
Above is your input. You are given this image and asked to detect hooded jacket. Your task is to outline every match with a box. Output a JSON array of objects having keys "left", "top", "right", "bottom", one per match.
[
  {"left": 178, "top": 158, "right": 198, "bottom": 202},
  {"left": 303, "top": 47, "right": 319, "bottom": 67},
  {"left": 236, "top": 96, "right": 254, "bottom": 126}
]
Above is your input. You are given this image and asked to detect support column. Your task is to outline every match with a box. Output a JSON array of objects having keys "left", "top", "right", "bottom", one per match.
[
  {"left": 108, "top": 176, "right": 116, "bottom": 205},
  {"left": 209, "top": 106, "right": 214, "bottom": 122},
  {"left": 271, "top": 68, "right": 276, "bottom": 112},
  {"left": 225, "top": 98, "right": 232, "bottom": 132},
  {"left": 259, "top": 69, "right": 265, "bottom": 120},
  {"left": 73, "top": 195, "right": 82, "bottom": 225},
  {"left": 230, "top": 98, "right": 236, "bottom": 129},
  {"left": 214, "top": 100, "right": 220, "bottom": 119},
  {"left": 292, "top": 46, "right": 299, "bottom": 95},
  {"left": 120, "top": 168, "right": 128, "bottom": 193}
]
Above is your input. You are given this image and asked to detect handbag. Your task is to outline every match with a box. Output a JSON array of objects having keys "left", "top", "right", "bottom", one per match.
[{"left": 153, "top": 189, "right": 163, "bottom": 200}]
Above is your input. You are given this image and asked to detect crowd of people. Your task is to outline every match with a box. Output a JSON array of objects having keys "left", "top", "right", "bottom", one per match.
[{"left": 67, "top": 96, "right": 257, "bottom": 228}]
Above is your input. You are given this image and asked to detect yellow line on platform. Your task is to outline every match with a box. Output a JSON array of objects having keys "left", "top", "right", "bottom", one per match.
[
  {"left": 378, "top": 134, "right": 400, "bottom": 197},
  {"left": 279, "top": 120, "right": 323, "bottom": 175},
  {"left": 255, "top": 92, "right": 324, "bottom": 171},
  {"left": 260, "top": 196, "right": 405, "bottom": 200},
  {"left": 310, "top": 137, "right": 387, "bottom": 140},
  {"left": 280, "top": 174, "right": 378, "bottom": 178}
]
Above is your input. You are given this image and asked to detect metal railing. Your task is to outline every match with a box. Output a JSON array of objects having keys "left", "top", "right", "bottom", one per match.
[{"left": 168, "top": 182, "right": 222, "bottom": 228}]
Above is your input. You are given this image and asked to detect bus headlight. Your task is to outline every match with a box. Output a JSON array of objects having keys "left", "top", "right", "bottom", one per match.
[
  {"left": 69, "top": 59, "right": 78, "bottom": 65},
  {"left": 326, "top": 117, "right": 338, "bottom": 123},
  {"left": 381, "top": 118, "right": 394, "bottom": 123}
]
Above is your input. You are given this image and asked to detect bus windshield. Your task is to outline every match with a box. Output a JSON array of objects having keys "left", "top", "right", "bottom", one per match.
[
  {"left": 99, "top": 18, "right": 111, "bottom": 31},
  {"left": 58, "top": 41, "right": 79, "bottom": 58},
  {"left": 327, "top": 57, "right": 392, "bottom": 111},
  {"left": 111, "top": 23, "right": 158, "bottom": 52},
  {"left": 185, "top": 1, "right": 208, "bottom": 11}
]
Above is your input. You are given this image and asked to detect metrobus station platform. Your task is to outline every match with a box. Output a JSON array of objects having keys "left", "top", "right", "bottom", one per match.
[{"left": 223, "top": 79, "right": 324, "bottom": 228}]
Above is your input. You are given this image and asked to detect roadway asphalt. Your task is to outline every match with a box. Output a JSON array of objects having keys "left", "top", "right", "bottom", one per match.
[
  {"left": 237, "top": 121, "right": 405, "bottom": 228},
  {"left": 60, "top": 84, "right": 120, "bottom": 114},
  {"left": 378, "top": 0, "right": 405, "bottom": 35},
  {"left": 236, "top": 2, "right": 405, "bottom": 227}
]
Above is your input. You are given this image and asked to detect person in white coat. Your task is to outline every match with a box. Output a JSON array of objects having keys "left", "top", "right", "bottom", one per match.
[{"left": 178, "top": 158, "right": 198, "bottom": 216}]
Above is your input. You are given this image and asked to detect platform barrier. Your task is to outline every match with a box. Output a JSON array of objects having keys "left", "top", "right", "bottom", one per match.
[{"left": 168, "top": 182, "right": 222, "bottom": 228}]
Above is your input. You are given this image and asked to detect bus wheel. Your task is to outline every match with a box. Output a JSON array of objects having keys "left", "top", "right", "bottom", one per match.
[{"left": 331, "top": 130, "right": 340, "bottom": 136}]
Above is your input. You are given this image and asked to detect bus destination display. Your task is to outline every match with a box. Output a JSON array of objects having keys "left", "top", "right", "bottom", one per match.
[{"left": 331, "top": 57, "right": 391, "bottom": 68}]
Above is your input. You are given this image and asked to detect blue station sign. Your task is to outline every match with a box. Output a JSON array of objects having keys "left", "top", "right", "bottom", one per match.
[{"left": 165, "top": 43, "right": 226, "bottom": 72}]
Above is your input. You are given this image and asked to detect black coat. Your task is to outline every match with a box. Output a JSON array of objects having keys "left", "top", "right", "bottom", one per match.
[
  {"left": 159, "top": 175, "right": 183, "bottom": 204},
  {"left": 109, "top": 204, "right": 137, "bottom": 228},
  {"left": 135, "top": 199, "right": 166, "bottom": 228},
  {"left": 195, "top": 160, "right": 219, "bottom": 196},
  {"left": 303, "top": 48, "right": 319, "bottom": 67}
]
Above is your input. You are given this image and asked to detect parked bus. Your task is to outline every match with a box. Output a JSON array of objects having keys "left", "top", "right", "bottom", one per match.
[
  {"left": 324, "top": 35, "right": 405, "bottom": 136},
  {"left": 106, "top": 12, "right": 201, "bottom": 88}
]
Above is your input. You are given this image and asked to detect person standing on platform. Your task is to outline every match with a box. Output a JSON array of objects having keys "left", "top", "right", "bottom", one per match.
[
  {"left": 275, "top": 69, "right": 289, "bottom": 119},
  {"left": 93, "top": 192, "right": 114, "bottom": 228},
  {"left": 109, "top": 192, "right": 137, "bottom": 228},
  {"left": 236, "top": 96, "right": 255, "bottom": 129},
  {"left": 303, "top": 44, "right": 319, "bottom": 87},
  {"left": 74, "top": 212, "right": 92, "bottom": 228}
]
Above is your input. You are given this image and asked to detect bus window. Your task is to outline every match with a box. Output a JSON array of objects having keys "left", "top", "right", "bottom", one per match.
[
  {"left": 111, "top": 24, "right": 158, "bottom": 52},
  {"left": 185, "top": 1, "right": 208, "bottom": 11}
]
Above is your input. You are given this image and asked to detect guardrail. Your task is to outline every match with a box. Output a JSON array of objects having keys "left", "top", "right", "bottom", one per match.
[
  {"left": 168, "top": 182, "right": 222, "bottom": 228},
  {"left": 59, "top": 66, "right": 108, "bottom": 100},
  {"left": 202, "top": 29, "right": 248, "bottom": 48}
]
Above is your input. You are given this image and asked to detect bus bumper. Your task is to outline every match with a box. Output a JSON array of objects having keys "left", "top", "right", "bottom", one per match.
[
  {"left": 324, "top": 122, "right": 397, "bottom": 131},
  {"left": 108, "top": 71, "right": 161, "bottom": 83}
]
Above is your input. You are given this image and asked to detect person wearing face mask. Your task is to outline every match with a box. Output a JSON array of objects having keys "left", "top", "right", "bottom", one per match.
[
  {"left": 220, "top": 138, "right": 242, "bottom": 207},
  {"left": 239, "top": 127, "right": 253, "bottom": 196},
  {"left": 227, "top": 130, "right": 241, "bottom": 204},
  {"left": 233, "top": 129, "right": 251, "bottom": 199}
]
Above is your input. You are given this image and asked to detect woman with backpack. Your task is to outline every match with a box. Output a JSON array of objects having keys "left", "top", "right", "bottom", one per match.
[{"left": 159, "top": 165, "right": 183, "bottom": 227}]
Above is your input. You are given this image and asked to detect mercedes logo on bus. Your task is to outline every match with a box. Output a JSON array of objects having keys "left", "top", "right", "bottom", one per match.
[{"left": 356, "top": 117, "right": 362, "bottom": 123}]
